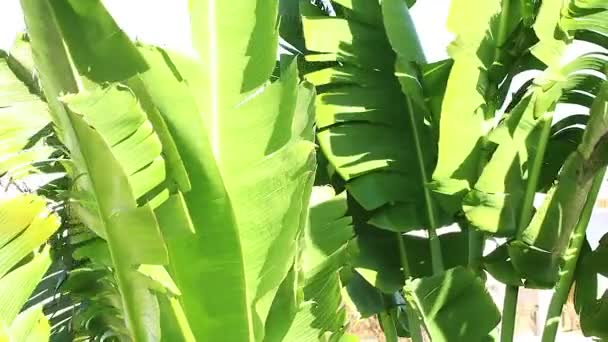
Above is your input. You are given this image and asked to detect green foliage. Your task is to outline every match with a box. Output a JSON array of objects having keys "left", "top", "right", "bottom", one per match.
[
  {"left": 405, "top": 266, "right": 500, "bottom": 342},
  {"left": 1, "top": 0, "right": 608, "bottom": 341},
  {"left": 300, "top": 0, "right": 608, "bottom": 341},
  {"left": 267, "top": 186, "right": 355, "bottom": 341},
  {"left": 3, "top": 1, "right": 354, "bottom": 341},
  {"left": 576, "top": 233, "right": 608, "bottom": 339},
  {"left": 0, "top": 44, "right": 52, "bottom": 179},
  {"left": 0, "top": 195, "right": 60, "bottom": 341},
  {"left": 302, "top": 0, "right": 445, "bottom": 233}
]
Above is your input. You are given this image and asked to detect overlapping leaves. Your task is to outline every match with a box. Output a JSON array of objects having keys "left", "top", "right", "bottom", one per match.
[
  {"left": 0, "top": 43, "right": 52, "bottom": 180},
  {"left": 302, "top": 0, "right": 450, "bottom": 233},
  {"left": 267, "top": 187, "right": 355, "bottom": 341},
  {"left": 20, "top": 0, "right": 321, "bottom": 341},
  {"left": 0, "top": 195, "right": 60, "bottom": 342}
]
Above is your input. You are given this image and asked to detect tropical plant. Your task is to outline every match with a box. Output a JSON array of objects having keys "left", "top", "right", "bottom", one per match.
[
  {"left": 0, "top": 0, "right": 356, "bottom": 341},
  {"left": 295, "top": 0, "right": 608, "bottom": 341},
  {"left": 2, "top": 0, "right": 608, "bottom": 341},
  {"left": 0, "top": 194, "right": 60, "bottom": 342}
]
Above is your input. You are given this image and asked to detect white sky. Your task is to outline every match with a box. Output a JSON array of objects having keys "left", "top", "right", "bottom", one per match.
[{"left": 0, "top": 0, "right": 454, "bottom": 58}]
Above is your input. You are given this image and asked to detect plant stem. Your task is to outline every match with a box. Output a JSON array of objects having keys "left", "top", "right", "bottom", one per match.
[
  {"left": 470, "top": 95, "right": 494, "bottom": 271},
  {"left": 467, "top": 224, "right": 485, "bottom": 271},
  {"left": 517, "top": 112, "right": 553, "bottom": 238},
  {"left": 404, "top": 95, "right": 444, "bottom": 274},
  {"left": 501, "top": 112, "right": 553, "bottom": 342},
  {"left": 500, "top": 285, "right": 519, "bottom": 342},
  {"left": 379, "top": 310, "right": 399, "bottom": 342},
  {"left": 396, "top": 234, "right": 424, "bottom": 342},
  {"left": 405, "top": 305, "right": 424, "bottom": 342},
  {"left": 397, "top": 233, "right": 412, "bottom": 277},
  {"left": 541, "top": 168, "right": 606, "bottom": 342},
  {"left": 472, "top": 0, "right": 513, "bottom": 277},
  {"left": 495, "top": 0, "right": 512, "bottom": 61}
]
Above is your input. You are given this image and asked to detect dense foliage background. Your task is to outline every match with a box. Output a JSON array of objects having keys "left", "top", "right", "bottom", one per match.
[{"left": 0, "top": 0, "right": 607, "bottom": 341}]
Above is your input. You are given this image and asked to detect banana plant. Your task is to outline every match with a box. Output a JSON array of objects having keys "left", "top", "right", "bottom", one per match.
[
  {"left": 299, "top": 0, "right": 504, "bottom": 340},
  {"left": 0, "top": 0, "right": 358, "bottom": 340},
  {"left": 266, "top": 186, "right": 356, "bottom": 341},
  {"left": 297, "top": 0, "right": 608, "bottom": 341},
  {"left": 0, "top": 41, "right": 53, "bottom": 181},
  {"left": 2, "top": 0, "right": 607, "bottom": 341},
  {"left": 470, "top": 0, "right": 608, "bottom": 339},
  {"left": 0, "top": 194, "right": 60, "bottom": 342},
  {"left": 441, "top": 0, "right": 608, "bottom": 339},
  {"left": 430, "top": 0, "right": 608, "bottom": 338}
]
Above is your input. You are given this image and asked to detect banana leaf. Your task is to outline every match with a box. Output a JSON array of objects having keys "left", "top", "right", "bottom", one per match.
[
  {"left": 302, "top": 0, "right": 450, "bottom": 234},
  {"left": 266, "top": 187, "right": 355, "bottom": 341},
  {"left": 0, "top": 44, "right": 52, "bottom": 179},
  {"left": 511, "top": 80, "right": 608, "bottom": 286},
  {"left": 0, "top": 194, "right": 60, "bottom": 341}
]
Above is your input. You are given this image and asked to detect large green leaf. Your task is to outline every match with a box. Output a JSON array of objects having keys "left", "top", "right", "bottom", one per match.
[
  {"left": 576, "top": 233, "right": 608, "bottom": 339},
  {"left": 31, "top": 3, "right": 316, "bottom": 340},
  {"left": 163, "top": 60, "right": 315, "bottom": 341},
  {"left": 20, "top": 0, "right": 193, "bottom": 339},
  {"left": 17, "top": 1, "right": 317, "bottom": 341},
  {"left": 57, "top": 81, "right": 170, "bottom": 339},
  {"left": 267, "top": 186, "right": 355, "bottom": 341},
  {"left": 354, "top": 226, "right": 469, "bottom": 294},
  {"left": 0, "top": 42, "right": 52, "bottom": 179},
  {"left": 116, "top": 1, "right": 316, "bottom": 340},
  {"left": 302, "top": 0, "right": 449, "bottom": 234},
  {"left": 0, "top": 194, "right": 59, "bottom": 341},
  {"left": 431, "top": 0, "right": 540, "bottom": 218},
  {"left": 463, "top": 53, "right": 607, "bottom": 237},
  {"left": 511, "top": 80, "right": 608, "bottom": 286},
  {"left": 404, "top": 266, "right": 500, "bottom": 342},
  {"left": 429, "top": 0, "right": 503, "bottom": 211}
]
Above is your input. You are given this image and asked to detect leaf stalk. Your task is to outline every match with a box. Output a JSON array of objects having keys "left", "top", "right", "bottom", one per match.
[
  {"left": 501, "top": 97, "right": 554, "bottom": 342},
  {"left": 541, "top": 168, "right": 606, "bottom": 342}
]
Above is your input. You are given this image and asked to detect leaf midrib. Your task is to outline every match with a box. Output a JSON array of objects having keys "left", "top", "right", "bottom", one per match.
[{"left": 205, "top": 1, "right": 255, "bottom": 341}]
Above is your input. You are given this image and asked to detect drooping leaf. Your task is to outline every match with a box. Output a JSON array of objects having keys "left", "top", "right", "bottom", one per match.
[
  {"left": 511, "top": 80, "right": 608, "bottom": 286},
  {"left": 355, "top": 226, "right": 469, "bottom": 293},
  {"left": 7, "top": 306, "right": 50, "bottom": 342},
  {"left": 20, "top": 0, "right": 193, "bottom": 339},
  {"left": 483, "top": 243, "right": 524, "bottom": 286},
  {"left": 269, "top": 187, "right": 354, "bottom": 341},
  {"left": 463, "top": 53, "right": 606, "bottom": 237},
  {"left": 343, "top": 269, "right": 385, "bottom": 318},
  {"left": 302, "top": 0, "right": 449, "bottom": 233},
  {"left": 404, "top": 266, "right": 501, "bottom": 342},
  {"left": 586, "top": 233, "right": 608, "bottom": 277},
  {"left": 573, "top": 239, "right": 597, "bottom": 314},
  {"left": 0, "top": 195, "right": 59, "bottom": 340},
  {"left": 580, "top": 290, "right": 608, "bottom": 339},
  {"left": 538, "top": 126, "right": 584, "bottom": 192},
  {"left": 419, "top": 58, "right": 453, "bottom": 129},
  {"left": 576, "top": 233, "right": 608, "bottom": 339},
  {"left": 430, "top": 0, "right": 502, "bottom": 213},
  {"left": 0, "top": 45, "right": 52, "bottom": 179}
]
